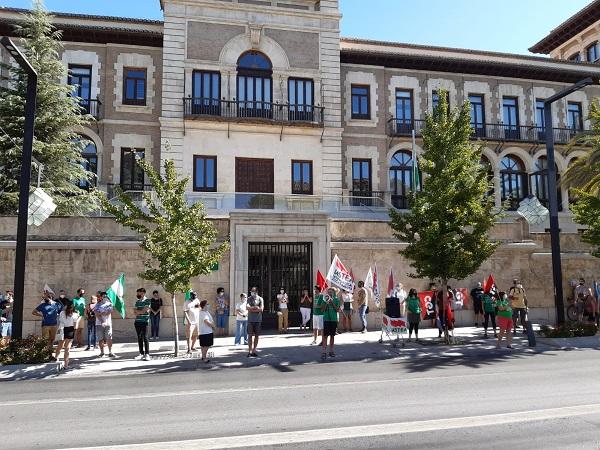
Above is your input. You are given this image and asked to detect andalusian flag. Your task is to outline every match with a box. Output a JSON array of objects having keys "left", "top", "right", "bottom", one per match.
[
  {"left": 411, "top": 129, "right": 420, "bottom": 191},
  {"left": 106, "top": 274, "right": 126, "bottom": 319}
]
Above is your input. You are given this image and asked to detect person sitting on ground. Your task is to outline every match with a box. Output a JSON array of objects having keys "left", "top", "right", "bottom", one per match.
[
  {"left": 318, "top": 287, "right": 341, "bottom": 360},
  {"left": 496, "top": 291, "right": 513, "bottom": 349},
  {"left": 405, "top": 288, "right": 421, "bottom": 342},
  {"left": 55, "top": 304, "right": 79, "bottom": 369},
  {"left": 482, "top": 291, "right": 497, "bottom": 339}
]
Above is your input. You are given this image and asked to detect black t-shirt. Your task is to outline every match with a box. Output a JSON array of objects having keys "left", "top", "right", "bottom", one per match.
[
  {"left": 471, "top": 287, "right": 484, "bottom": 302},
  {"left": 150, "top": 297, "right": 163, "bottom": 313},
  {"left": 58, "top": 297, "right": 72, "bottom": 308}
]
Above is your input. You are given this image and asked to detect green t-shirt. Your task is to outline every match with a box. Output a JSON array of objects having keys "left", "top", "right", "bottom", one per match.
[
  {"left": 313, "top": 294, "right": 324, "bottom": 316},
  {"left": 407, "top": 296, "right": 421, "bottom": 314},
  {"left": 496, "top": 297, "right": 513, "bottom": 318},
  {"left": 317, "top": 295, "right": 340, "bottom": 322},
  {"left": 482, "top": 294, "right": 496, "bottom": 313},
  {"left": 72, "top": 297, "right": 86, "bottom": 316},
  {"left": 134, "top": 298, "right": 151, "bottom": 324}
]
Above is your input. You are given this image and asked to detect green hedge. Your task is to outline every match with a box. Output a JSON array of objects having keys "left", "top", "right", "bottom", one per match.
[
  {"left": 0, "top": 335, "right": 53, "bottom": 365},
  {"left": 540, "top": 322, "right": 598, "bottom": 338}
]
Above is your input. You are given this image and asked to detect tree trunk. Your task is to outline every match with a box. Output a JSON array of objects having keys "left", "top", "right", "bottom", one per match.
[
  {"left": 171, "top": 292, "right": 179, "bottom": 357},
  {"left": 441, "top": 278, "right": 450, "bottom": 344}
]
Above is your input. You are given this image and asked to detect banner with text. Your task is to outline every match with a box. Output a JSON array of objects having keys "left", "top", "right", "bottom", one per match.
[
  {"left": 326, "top": 255, "right": 355, "bottom": 293},
  {"left": 419, "top": 290, "right": 436, "bottom": 320}
]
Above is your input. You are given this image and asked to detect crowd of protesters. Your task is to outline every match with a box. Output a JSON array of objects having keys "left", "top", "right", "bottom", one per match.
[{"left": 2, "top": 275, "right": 599, "bottom": 370}]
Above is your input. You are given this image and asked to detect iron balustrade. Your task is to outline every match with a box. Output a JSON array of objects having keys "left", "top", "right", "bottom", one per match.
[
  {"left": 106, "top": 183, "right": 153, "bottom": 201},
  {"left": 349, "top": 190, "right": 385, "bottom": 207},
  {"left": 75, "top": 98, "right": 101, "bottom": 120},
  {"left": 183, "top": 97, "right": 324, "bottom": 126},
  {"left": 387, "top": 117, "right": 582, "bottom": 144}
]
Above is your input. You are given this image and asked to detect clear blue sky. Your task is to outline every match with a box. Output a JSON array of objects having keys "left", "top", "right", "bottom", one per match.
[{"left": 1, "top": 0, "right": 592, "bottom": 55}]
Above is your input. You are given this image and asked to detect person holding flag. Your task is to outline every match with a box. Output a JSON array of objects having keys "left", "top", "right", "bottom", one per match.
[
  {"left": 95, "top": 292, "right": 116, "bottom": 358},
  {"left": 317, "top": 286, "right": 342, "bottom": 360}
]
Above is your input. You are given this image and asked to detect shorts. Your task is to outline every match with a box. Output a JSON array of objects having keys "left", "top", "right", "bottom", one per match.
[
  {"left": 75, "top": 316, "right": 85, "bottom": 330},
  {"left": 63, "top": 326, "right": 75, "bottom": 340},
  {"left": 186, "top": 322, "right": 199, "bottom": 338},
  {"left": 312, "top": 315, "right": 324, "bottom": 330},
  {"left": 408, "top": 312, "right": 421, "bottom": 324},
  {"left": 42, "top": 325, "right": 58, "bottom": 339},
  {"left": 248, "top": 321, "right": 262, "bottom": 336},
  {"left": 96, "top": 324, "right": 113, "bottom": 342},
  {"left": 473, "top": 299, "right": 483, "bottom": 315},
  {"left": 323, "top": 321, "right": 337, "bottom": 337},
  {"left": 1, "top": 322, "right": 12, "bottom": 337},
  {"left": 216, "top": 314, "right": 227, "bottom": 328},
  {"left": 497, "top": 316, "right": 514, "bottom": 331},
  {"left": 199, "top": 333, "right": 214, "bottom": 348}
]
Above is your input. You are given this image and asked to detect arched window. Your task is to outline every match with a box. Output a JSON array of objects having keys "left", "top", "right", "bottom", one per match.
[
  {"left": 237, "top": 51, "right": 272, "bottom": 118},
  {"left": 530, "top": 157, "right": 562, "bottom": 211},
  {"left": 389, "top": 151, "right": 420, "bottom": 209},
  {"left": 587, "top": 42, "right": 600, "bottom": 62},
  {"left": 500, "top": 155, "right": 527, "bottom": 210},
  {"left": 480, "top": 155, "right": 494, "bottom": 198},
  {"left": 79, "top": 138, "right": 98, "bottom": 189}
]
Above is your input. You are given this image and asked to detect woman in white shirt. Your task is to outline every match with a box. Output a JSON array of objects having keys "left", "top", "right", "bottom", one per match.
[
  {"left": 198, "top": 300, "right": 216, "bottom": 363},
  {"left": 184, "top": 292, "right": 201, "bottom": 353},
  {"left": 54, "top": 304, "right": 80, "bottom": 369},
  {"left": 276, "top": 287, "right": 289, "bottom": 333}
]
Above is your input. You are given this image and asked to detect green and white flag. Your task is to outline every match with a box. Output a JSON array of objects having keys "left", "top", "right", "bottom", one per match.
[{"left": 107, "top": 274, "right": 126, "bottom": 319}]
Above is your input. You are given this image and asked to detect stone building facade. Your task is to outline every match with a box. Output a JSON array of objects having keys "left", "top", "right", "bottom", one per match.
[{"left": 2, "top": 1, "right": 600, "bottom": 336}]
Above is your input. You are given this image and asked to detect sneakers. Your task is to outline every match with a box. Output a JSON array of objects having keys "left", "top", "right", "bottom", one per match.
[
  {"left": 328, "top": 352, "right": 335, "bottom": 358},
  {"left": 84, "top": 346, "right": 90, "bottom": 351},
  {"left": 310, "top": 340, "right": 317, "bottom": 345},
  {"left": 143, "top": 354, "right": 151, "bottom": 361},
  {"left": 108, "top": 353, "right": 116, "bottom": 358},
  {"left": 251, "top": 352, "right": 258, "bottom": 357},
  {"left": 98, "top": 352, "right": 105, "bottom": 358},
  {"left": 134, "top": 354, "right": 144, "bottom": 360}
]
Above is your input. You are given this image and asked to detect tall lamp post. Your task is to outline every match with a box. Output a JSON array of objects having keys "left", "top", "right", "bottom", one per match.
[
  {"left": 544, "top": 77, "right": 595, "bottom": 325},
  {"left": 1, "top": 36, "right": 38, "bottom": 339}
]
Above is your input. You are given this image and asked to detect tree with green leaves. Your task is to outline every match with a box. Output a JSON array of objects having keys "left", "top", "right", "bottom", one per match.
[
  {"left": 0, "top": 1, "right": 98, "bottom": 214},
  {"left": 389, "top": 91, "right": 500, "bottom": 342},
  {"left": 100, "top": 157, "right": 229, "bottom": 356}
]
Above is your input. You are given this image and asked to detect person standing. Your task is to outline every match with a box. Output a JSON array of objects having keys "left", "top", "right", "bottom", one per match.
[
  {"left": 318, "top": 287, "right": 341, "bottom": 360},
  {"left": 0, "top": 290, "right": 14, "bottom": 344},
  {"left": 471, "top": 282, "right": 484, "bottom": 327},
  {"left": 84, "top": 295, "right": 97, "bottom": 351},
  {"left": 340, "top": 289, "right": 353, "bottom": 332},
  {"left": 54, "top": 304, "right": 79, "bottom": 369},
  {"left": 482, "top": 291, "right": 497, "bottom": 339},
  {"left": 72, "top": 289, "right": 86, "bottom": 348},
  {"left": 184, "top": 291, "right": 201, "bottom": 353},
  {"left": 584, "top": 289, "right": 597, "bottom": 323},
  {"left": 234, "top": 293, "right": 249, "bottom": 346},
  {"left": 405, "top": 288, "right": 422, "bottom": 342},
  {"left": 354, "top": 281, "right": 369, "bottom": 333},
  {"left": 299, "top": 289, "right": 312, "bottom": 331},
  {"left": 57, "top": 290, "right": 71, "bottom": 308},
  {"left": 215, "top": 287, "right": 229, "bottom": 337},
  {"left": 133, "top": 288, "right": 151, "bottom": 361},
  {"left": 199, "top": 300, "right": 216, "bottom": 363},
  {"left": 247, "top": 287, "right": 264, "bottom": 358},
  {"left": 32, "top": 292, "right": 62, "bottom": 346},
  {"left": 508, "top": 279, "right": 527, "bottom": 334},
  {"left": 392, "top": 283, "right": 407, "bottom": 316},
  {"left": 496, "top": 291, "right": 514, "bottom": 349},
  {"left": 277, "top": 287, "right": 289, "bottom": 333},
  {"left": 95, "top": 292, "right": 116, "bottom": 358},
  {"left": 311, "top": 285, "right": 324, "bottom": 344},
  {"left": 149, "top": 290, "right": 163, "bottom": 341}
]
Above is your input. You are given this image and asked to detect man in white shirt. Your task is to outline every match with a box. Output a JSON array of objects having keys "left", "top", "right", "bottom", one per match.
[
  {"left": 234, "top": 293, "right": 248, "bottom": 346},
  {"left": 95, "top": 292, "right": 115, "bottom": 358},
  {"left": 184, "top": 291, "right": 201, "bottom": 353}
]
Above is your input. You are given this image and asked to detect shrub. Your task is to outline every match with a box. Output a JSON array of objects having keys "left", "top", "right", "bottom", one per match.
[
  {"left": 0, "top": 335, "right": 53, "bottom": 365},
  {"left": 540, "top": 322, "right": 598, "bottom": 338}
]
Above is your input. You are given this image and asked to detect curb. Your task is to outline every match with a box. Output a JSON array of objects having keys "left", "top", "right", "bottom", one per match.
[{"left": 0, "top": 361, "right": 64, "bottom": 381}]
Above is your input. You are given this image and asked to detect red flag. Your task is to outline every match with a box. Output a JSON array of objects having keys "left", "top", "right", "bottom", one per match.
[
  {"left": 387, "top": 268, "right": 394, "bottom": 297},
  {"left": 372, "top": 264, "right": 380, "bottom": 304},
  {"left": 455, "top": 288, "right": 469, "bottom": 309},
  {"left": 483, "top": 274, "right": 496, "bottom": 294},
  {"left": 349, "top": 268, "right": 355, "bottom": 282},
  {"left": 316, "top": 270, "right": 328, "bottom": 292},
  {"left": 418, "top": 291, "right": 436, "bottom": 320}
]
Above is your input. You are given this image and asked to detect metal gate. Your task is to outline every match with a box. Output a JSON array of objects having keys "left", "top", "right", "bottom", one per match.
[{"left": 248, "top": 242, "right": 313, "bottom": 329}]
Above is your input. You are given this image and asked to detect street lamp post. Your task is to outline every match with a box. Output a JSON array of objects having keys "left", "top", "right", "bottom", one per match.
[
  {"left": 1, "top": 36, "right": 38, "bottom": 340},
  {"left": 544, "top": 77, "right": 595, "bottom": 325}
]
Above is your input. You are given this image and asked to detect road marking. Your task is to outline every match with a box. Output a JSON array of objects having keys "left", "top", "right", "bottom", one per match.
[
  {"left": 3, "top": 370, "right": 526, "bottom": 407},
  {"left": 63, "top": 403, "right": 600, "bottom": 450}
]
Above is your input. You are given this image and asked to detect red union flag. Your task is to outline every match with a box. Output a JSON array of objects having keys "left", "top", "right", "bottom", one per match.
[
  {"left": 454, "top": 288, "right": 469, "bottom": 310},
  {"left": 316, "top": 270, "right": 328, "bottom": 292},
  {"left": 483, "top": 274, "right": 497, "bottom": 295},
  {"left": 326, "top": 255, "right": 354, "bottom": 292},
  {"left": 418, "top": 290, "right": 436, "bottom": 320}
]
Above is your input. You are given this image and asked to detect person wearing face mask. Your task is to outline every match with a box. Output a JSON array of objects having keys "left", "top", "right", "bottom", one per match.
[
  {"left": 72, "top": 288, "right": 87, "bottom": 348},
  {"left": 508, "top": 279, "right": 527, "bottom": 334},
  {"left": 133, "top": 288, "right": 151, "bottom": 360},
  {"left": 84, "top": 295, "right": 98, "bottom": 351},
  {"left": 184, "top": 291, "right": 201, "bottom": 353},
  {"left": 247, "top": 287, "right": 264, "bottom": 357},
  {"left": 57, "top": 290, "right": 72, "bottom": 308},
  {"left": 95, "top": 292, "right": 116, "bottom": 358},
  {"left": 215, "top": 287, "right": 229, "bottom": 337},
  {"left": 299, "top": 288, "right": 312, "bottom": 332},
  {"left": 149, "top": 290, "right": 163, "bottom": 341},
  {"left": 277, "top": 287, "right": 289, "bottom": 333},
  {"left": 0, "top": 290, "right": 14, "bottom": 344},
  {"left": 32, "top": 290, "right": 63, "bottom": 346}
]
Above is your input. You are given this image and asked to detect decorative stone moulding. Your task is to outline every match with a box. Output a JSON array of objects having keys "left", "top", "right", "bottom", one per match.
[{"left": 249, "top": 23, "right": 263, "bottom": 48}]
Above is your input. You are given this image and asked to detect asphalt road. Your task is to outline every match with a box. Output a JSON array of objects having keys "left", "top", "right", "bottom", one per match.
[{"left": 3, "top": 346, "right": 600, "bottom": 449}]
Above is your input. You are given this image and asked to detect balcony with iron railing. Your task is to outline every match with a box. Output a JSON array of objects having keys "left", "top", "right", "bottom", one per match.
[
  {"left": 183, "top": 97, "right": 324, "bottom": 127},
  {"left": 387, "top": 118, "right": 583, "bottom": 145},
  {"left": 106, "top": 183, "right": 153, "bottom": 201},
  {"left": 76, "top": 98, "right": 102, "bottom": 121}
]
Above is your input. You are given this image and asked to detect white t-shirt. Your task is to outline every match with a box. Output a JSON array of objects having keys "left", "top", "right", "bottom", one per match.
[
  {"left": 59, "top": 311, "right": 80, "bottom": 328},
  {"left": 236, "top": 301, "right": 248, "bottom": 321},
  {"left": 277, "top": 293, "right": 288, "bottom": 309},
  {"left": 199, "top": 310, "right": 214, "bottom": 335},
  {"left": 185, "top": 299, "right": 200, "bottom": 325},
  {"left": 94, "top": 301, "right": 113, "bottom": 327}
]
